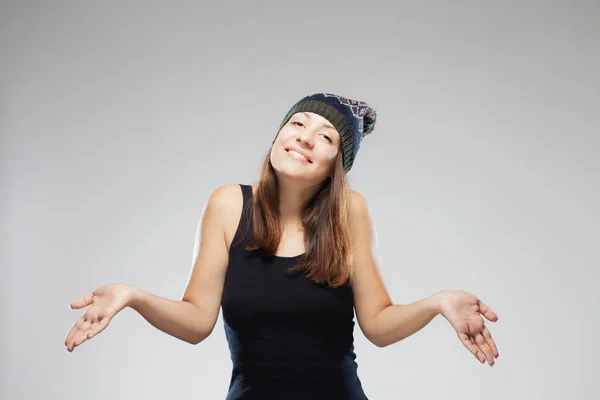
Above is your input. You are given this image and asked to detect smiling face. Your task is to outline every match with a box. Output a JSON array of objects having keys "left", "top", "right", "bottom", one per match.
[{"left": 270, "top": 112, "right": 342, "bottom": 184}]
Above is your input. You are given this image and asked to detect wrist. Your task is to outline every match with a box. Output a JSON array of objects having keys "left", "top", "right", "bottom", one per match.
[
  {"left": 126, "top": 285, "right": 144, "bottom": 310},
  {"left": 430, "top": 290, "right": 450, "bottom": 316}
]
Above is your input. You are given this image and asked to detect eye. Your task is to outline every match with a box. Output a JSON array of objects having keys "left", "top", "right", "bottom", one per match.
[
  {"left": 323, "top": 134, "right": 332, "bottom": 143},
  {"left": 292, "top": 121, "right": 304, "bottom": 127}
]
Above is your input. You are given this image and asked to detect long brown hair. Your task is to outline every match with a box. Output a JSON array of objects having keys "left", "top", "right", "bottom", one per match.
[{"left": 245, "top": 148, "right": 353, "bottom": 288}]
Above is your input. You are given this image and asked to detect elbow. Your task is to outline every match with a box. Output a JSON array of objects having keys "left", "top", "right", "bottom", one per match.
[
  {"left": 369, "top": 336, "right": 389, "bottom": 348},
  {"left": 363, "top": 307, "right": 395, "bottom": 348},
  {"left": 188, "top": 329, "right": 212, "bottom": 345},
  {"left": 186, "top": 334, "right": 206, "bottom": 345},
  {"left": 191, "top": 323, "right": 216, "bottom": 345},
  {"left": 369, "top": 332, "right": 409, "bottom": 348},
  {"left": 371, "top": 335, "right": 403, "bottom": 348},
  {"left": 363, "top": 318, "right": 389, "bottom": 348},
  {"left": 180, "top": 300, "right": 215, "bottom": 345},
  {"left": 178, "top": 320, "right": 213, "bottom": 345},
  {"left": 364, "top": 329, "right": 389, "bottom": 348},
  {"left": 187, "top": 335, "right": 203, "bottom": 345}
]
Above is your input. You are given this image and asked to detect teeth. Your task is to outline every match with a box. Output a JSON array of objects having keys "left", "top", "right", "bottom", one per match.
[{"left": 288, "top": 150, "right": 308, "bottom": 162}]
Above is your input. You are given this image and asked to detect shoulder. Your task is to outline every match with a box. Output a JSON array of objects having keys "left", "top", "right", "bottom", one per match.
[
  {"left": 205, "top": 184, "right": 250, "bottom": 250},
  {"left": 206, "top": 184, "right": 243, "bottom": 211},
  {"left": 348, "top": 189, "right": 370, "bottom": 219},
  {"left": 347, "top": 189, "right": 374, "bottom": 242},
  {"left": 203, "top": 184, "right": 245, "bottom": 227}
]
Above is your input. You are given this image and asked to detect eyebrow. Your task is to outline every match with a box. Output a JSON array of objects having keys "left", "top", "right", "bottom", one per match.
[{"left": 301, "top": 112, "right": 336, "bottom": 131}]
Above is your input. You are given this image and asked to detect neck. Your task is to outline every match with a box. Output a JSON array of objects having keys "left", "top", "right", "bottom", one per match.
[{"left": 276, "top": 177, "right": 320, "bottom": 226}]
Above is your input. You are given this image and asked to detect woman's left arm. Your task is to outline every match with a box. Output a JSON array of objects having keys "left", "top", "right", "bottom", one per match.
[{"left": 349, "top": 191, "right": 499, "bottom": 366}]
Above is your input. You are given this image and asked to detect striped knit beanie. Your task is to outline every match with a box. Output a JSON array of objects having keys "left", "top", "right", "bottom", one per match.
[{"left": 273, "top": 93, "right": 377, "bottom": 172}]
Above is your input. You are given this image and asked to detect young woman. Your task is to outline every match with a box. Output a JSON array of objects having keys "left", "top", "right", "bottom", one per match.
[{"left": 65, "top": 93, "right": 499, "bottom": 399}]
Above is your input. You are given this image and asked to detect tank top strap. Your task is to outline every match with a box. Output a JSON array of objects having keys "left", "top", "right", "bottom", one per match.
[
  {"left": 231, "top": 184, "right": 254, "bottom": 250},
  {"left": 239, "top": 183, "right": 253, "bottom": 207}
]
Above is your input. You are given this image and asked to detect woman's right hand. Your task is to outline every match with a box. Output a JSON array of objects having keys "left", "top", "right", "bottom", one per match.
[{"left": 65, "top": 283, "right": 136, "bottom": 352}]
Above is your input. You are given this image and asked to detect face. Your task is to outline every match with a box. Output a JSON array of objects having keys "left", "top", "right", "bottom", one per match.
[{"left": 270, "top": 112, "right": 341, "bottom": 184}]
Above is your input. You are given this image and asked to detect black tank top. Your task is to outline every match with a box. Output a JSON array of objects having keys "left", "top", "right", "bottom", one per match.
[{"left": 221, "top": 184, "right": 368, "bottom": 400}]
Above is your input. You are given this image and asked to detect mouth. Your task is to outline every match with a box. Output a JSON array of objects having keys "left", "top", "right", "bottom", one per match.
[{"left": 285, "top": 148, "right": 312, "bottom": 163}]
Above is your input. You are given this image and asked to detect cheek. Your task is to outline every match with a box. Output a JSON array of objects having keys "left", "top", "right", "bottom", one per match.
[
  {"left": 276, "top": 127, "right": 294, "bottom": 141},
  {"left": 270, "top": 147, "right": 282, "bottom": 172},
  {"left": 327, "top": 149, "right": 338, "bottom": 160}
]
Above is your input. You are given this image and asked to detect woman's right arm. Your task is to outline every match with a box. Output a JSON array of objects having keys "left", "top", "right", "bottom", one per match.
[
  {"left": 128, "top": 185, "right": 235, "bottom": 344},
  {"left": 65, "top": 185, "right": 236, "bottom": 351}
]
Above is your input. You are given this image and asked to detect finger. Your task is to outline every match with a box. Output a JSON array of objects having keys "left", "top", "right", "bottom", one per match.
[
  {"left": 478, "top": 300, "right": 498, "bottom": 322},
  {"left": 481, "top": 326, "right": 499, "bottom": 358},
  {"left": 67, "top": 328, "right": 81, "bottom": 352},
  {"left": 87, "top": 317, "right": 110, "bottom": 340},
  {"left": 72, "top": 329, "right": 90, "bottom": 349},
  {"left": 475, "top": 333, "right": 495, "bottom": 366},
  {"left": 65, "top": 318, "right": 85, "bottom": 350},
  {"left": 470, "top": 336, "right": 486, "bottom": 363},
  {"left": 70, "top": 293, "right": 94, "bottom": 310},
  {"left": 69, "top": 318, "right": 91, "bottom": 351},
  {"left": 64, "top": 323, "right": 79, "bottom": 347},
  {"left": 91, "top": 308, "right": 109, "bottom": 324},
  {"left": 458, "top": 332, "right": 485, "bottom": 363},
  {"left": 82, "top": 307, "right": 103, "bottom": 324},
  {"left": 83, "top": 308, "right": 98, "bottom": 324},
  {"left": 69, "top": 313, "right": 111, "bottom": 351},
  {"left": 69, "top": 311, "right": 92, "bottom": 342},
  {"left": 71, "top": 318, "right": 93, "bottom": 348},
  {"left": 71, "top": 314, "right": 91, "bottom": 342},
  {"left": 65, "top": 317, "right": 83, "bottom": 345}
]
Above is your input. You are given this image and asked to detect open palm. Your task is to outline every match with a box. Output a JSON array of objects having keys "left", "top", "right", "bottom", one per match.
[
  {"left": 439, "top": 290, "right": 500, "bottom": 366},
  {"left": 64, "top": 283, "right": 133, "bottom": 352}
]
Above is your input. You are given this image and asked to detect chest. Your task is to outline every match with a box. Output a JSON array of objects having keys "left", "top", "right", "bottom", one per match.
[{"left": 221, "top": 249, "right": 354, "bottom": 329}]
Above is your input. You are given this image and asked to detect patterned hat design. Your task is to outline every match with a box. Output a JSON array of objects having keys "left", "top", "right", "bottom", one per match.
[{"left": 274, "top": 93, "right": 377, "bottom": 172}]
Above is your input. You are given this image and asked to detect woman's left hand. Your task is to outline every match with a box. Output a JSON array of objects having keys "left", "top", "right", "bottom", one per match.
[{"left": 438, "top": 290, "right": 499, "bottom": 366}]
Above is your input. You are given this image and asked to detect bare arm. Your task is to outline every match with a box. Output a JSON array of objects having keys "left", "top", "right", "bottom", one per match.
[
  {"left": 349, "top": 191, "right": 500, "bottom": 367},
  {"left": 369, "top": 294, "right": 444, "bottom": 347},
  {"left": 127, "top": 287, "right": 214, "bottom": 345},
  {"left": 349, "top": 191, "right": 444, "bottom": 347},
  {"left": 66, "top": 185, "right": 235, "bottom": 351},
  {"left": 128, "top": 185, "right": 235, "bottom": 344}
]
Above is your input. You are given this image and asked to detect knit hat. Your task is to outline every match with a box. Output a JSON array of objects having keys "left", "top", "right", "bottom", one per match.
[{"left": 273, "top": 93, "right": 377, "bottom": 172}]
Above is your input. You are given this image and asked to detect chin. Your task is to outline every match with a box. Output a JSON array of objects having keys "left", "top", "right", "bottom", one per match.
[
  {"left": 276, "top": 167, "right": 330, "bottom": 186},
  {"left": 274, "top": 166, "right": 309, "bottom": 180}
]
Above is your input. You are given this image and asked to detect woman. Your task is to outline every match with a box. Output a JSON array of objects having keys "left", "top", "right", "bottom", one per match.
[{"left": 65, "top": 93, "right": 499, "bottom": 399}]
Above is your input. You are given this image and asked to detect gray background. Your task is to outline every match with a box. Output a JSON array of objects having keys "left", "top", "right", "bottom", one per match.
[{"left": 2, "top": 1, "right": 599, "bottom": 399}]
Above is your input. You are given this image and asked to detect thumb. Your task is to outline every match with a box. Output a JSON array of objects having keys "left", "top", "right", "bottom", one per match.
[
  {"left": 479, "top": 300, "right": 499, "bottom": 322},
  {"left": 70, "top": 293, "right": 94, "bottom": 310}
]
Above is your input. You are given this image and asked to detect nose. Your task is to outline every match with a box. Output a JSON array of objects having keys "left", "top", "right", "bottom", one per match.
[{"left": 297, "top": 129, "right": 314, "bottom": 147}]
